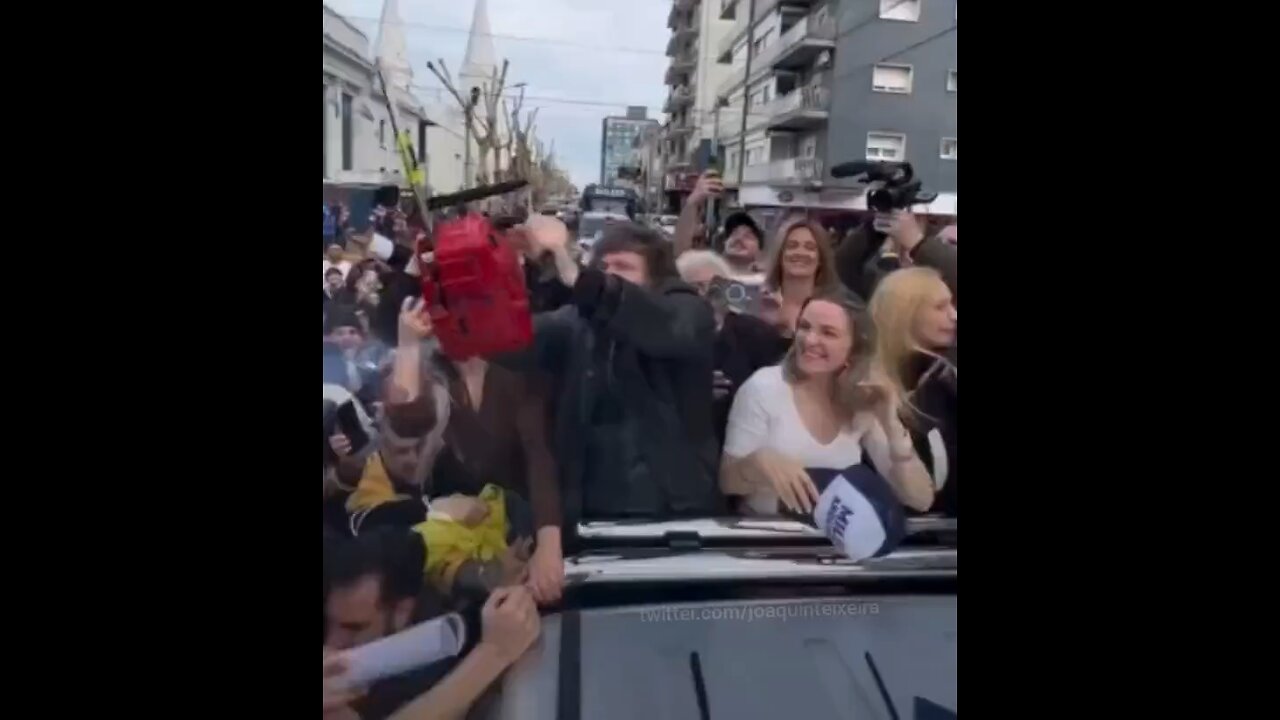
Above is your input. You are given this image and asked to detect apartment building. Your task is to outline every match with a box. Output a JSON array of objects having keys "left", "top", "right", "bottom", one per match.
[
  {"left": 661, "top": 0, "right": 738, "bottom": 203},
  {"left": 712, "top": 0, "right": 956, "bottom": 213},
  {"left": 601, "top": 107, "right": 659, "bottom": 186}
]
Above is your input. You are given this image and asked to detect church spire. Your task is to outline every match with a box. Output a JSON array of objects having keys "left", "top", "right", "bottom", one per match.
[{"left": 459, "top": 0, "right": 498, "bottom": 91}]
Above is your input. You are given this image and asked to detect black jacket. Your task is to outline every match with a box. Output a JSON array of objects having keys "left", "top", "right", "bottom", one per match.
[
  {"left": 905, "top": 349, "right": 958, "bottom": 517},
  {"left": 834, "top": 222, "right": 958, "bottom": 306},
  {"left": 713, "top": 312, "right": 790, "bottom": 448},
  {"left": 496, "top": 268, "right": 724, "bottom": 522}
]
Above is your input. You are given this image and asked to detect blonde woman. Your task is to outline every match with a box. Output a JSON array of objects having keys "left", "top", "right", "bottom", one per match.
[
  {"left": 870, "top": 267, "right": 958, "bottom": 516},
  {"left": 761, "top": 217, "right": 843, "bottom": 337},
  {"left": 719, "top": 287, "right": 936, "bottom": 515}
]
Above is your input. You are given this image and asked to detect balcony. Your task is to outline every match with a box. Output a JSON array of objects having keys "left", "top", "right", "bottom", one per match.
[
  {"left": 720, "top": 0, "right": 738, "bottom": 20},
  {"left": 751, "top": 84, "right": 830, "bottom": 133},
  {"left": 663, "top": 85, "right": 696, "bottom": 113},
  {"left": 667, "top": 114, "right": 697, "bottom": 139},
  {"left": 759, "top": 11, "right": 836, "bottom": 72},
  {"left": 715, "top": 62, "right": 746, "bottom": 100},
  {"left": 665, "top": 52, "right": 697, "bottom": 85},
  {"left": 667, "top": 0, "right": 694, "bottom": 29},
  {"left": 741, "top": 156, "right": 826, "bottom": 186},
  {"left": 667, "top": 19, "right": 697, "bottom": 54}
]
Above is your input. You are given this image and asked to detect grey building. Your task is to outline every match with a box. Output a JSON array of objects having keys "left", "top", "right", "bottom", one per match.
[{"left": 713, "top": 0, "right": 956, "bottom": 212}]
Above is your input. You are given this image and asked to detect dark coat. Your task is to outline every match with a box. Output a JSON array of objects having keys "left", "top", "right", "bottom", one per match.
[
  {"left": 496, "top": 267, "right": 724, "bottom": 521},
  {"left": 834, "top": 221, "right": 958, "bottom": 306},
  {"left": 905, "top": 349, "right": 958, "bottom": 517}
]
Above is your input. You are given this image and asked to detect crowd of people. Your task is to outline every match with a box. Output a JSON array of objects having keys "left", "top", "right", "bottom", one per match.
[{"left": 321, "top": 174, "right": 958, "bottom": 718}]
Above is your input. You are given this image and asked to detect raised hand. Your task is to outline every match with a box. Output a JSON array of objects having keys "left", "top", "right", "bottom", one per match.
[{"left": 398, "top": 297, "right": 434, "bottom": 345}]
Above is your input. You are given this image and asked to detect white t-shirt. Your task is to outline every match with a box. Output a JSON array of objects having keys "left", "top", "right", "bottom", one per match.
[{"left": 723, "top": 365, "right": 894, "bottom": 515}]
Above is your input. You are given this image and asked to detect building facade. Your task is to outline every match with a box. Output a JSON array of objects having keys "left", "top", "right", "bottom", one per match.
[
  {"left": 623, "top": 123, "right": 667, "bottom": 213},
  {"left": 600, "top": 108, "right": 659, "bottom": 186},
  {"left": 710, "top": 0, "right": 956, "bottom": 214},
  {"left": 322, "top": 5, "right": 466, "bottom": 193},
  {"left": 661, "top": 0, "right": 739, "bottom": 201}
]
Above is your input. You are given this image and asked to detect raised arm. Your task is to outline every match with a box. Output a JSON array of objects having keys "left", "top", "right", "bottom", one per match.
[
  {"left": 387, "top": 587, "right": 540, "bottom": 720},
  {"left": 859, "top": 376, "right": 936, "bottom": 512},
  {"left": 383, "top": 298, "right": 439, "bottom": 438},
  {"left": 673, "top": 171, "right": 722, "bottom": 257},
  {"left": 514, "top": 372, "right": 565, "bottom": 605}
]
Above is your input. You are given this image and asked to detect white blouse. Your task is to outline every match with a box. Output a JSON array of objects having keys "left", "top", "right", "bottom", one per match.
[{"left": 723, "top": 365, "right": 895, "bottom": 515}]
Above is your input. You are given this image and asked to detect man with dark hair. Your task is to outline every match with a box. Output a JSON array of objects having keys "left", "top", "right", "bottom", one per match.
[
  {"left": 323, "top": 529, "right": 427, "bottom": 651},
  {"left": 718, "top": 211, "right": 766, "bottom": 282},
  {"left": 501, "top": 215, "right": 722, "bottom": 521},
  {"left": 322, "top": 530, "right": 540, "bottom": 720}
]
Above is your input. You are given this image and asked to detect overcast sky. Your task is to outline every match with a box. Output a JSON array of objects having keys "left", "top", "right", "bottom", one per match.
[{"left": 327, "top": 0, "right": 670, "bottom": 190}]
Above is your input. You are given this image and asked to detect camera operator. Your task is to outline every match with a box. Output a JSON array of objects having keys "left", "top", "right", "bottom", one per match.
[
  {"left": 499, "top": 215, "right": 723, "bottom": 520},
  {"left": 835, "top": 208, "right": 957, "bottom": 306},
  {"left": 676, "top": 251, "right": 789, "bottom": 448}
]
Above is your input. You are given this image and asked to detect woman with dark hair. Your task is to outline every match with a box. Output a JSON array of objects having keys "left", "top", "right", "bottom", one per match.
[
  {"left": 761, "top": 216, "right": 844, "bottom": 337},
  {"left": 720, "top": 287, "right": 935, "bottom": 515}
]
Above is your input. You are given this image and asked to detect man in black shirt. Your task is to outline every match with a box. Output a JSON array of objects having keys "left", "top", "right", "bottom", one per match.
[{"left": 500, "top": 217, "right": 723, "bottom": 521}]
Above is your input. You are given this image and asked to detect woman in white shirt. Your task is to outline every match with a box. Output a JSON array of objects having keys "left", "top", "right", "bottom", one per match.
[{"left": 720, "top": 288, "right": 936, "bottom": 515}]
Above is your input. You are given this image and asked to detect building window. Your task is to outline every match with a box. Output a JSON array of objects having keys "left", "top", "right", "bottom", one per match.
[
  {"left": 341, "top": 93, "right": 353, "bottom": 171},
  {"left": 379, "top": 120, "right": 387, "bottom": 149},
  {"left": 802, "top": 136, "right": 817, "bottom": 158},
  {"left": 872, "top": 64, "right": 913, "bottom": 93},
  {"left": 880, "top": 0, "right": 921, "bottom": 22},
  {"left": 940, "top": 138, "right": 957, "bottom": 160},
  {"left": 947, "top": 69, "right": 957, "bottom": 92},
  {"left": 762, "top": 85, "right": 772, "bottom": 103},
  {"left": 866, "top": 132, "right": 906, "bottom": 160}
]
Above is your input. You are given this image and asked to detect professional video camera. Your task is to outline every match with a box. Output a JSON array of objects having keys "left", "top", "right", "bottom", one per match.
[
  {"left": 416, "top": 179, "right": 534, "bottom": 361},
  {"left": 829, "top": 161, "right": 938, "bottom": 212}
]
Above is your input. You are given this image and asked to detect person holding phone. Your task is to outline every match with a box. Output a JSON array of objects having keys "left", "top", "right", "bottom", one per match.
[
  {"left": 676, "top": 250, "right": 789, "bottom": 449},
  {"left": 719, "top": 288, "right": 936, "bottom": 515}
]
